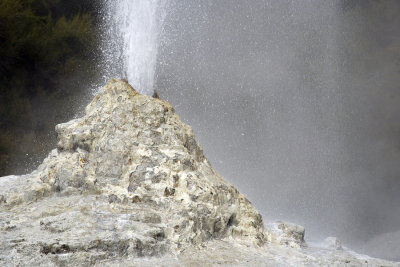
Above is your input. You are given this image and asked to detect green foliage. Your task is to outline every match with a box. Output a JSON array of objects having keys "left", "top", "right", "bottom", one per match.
[
  {"left": 0, "top": 0, "right": 100, "bottom": 175},
  {"left": 0, "top": 0, "right": 97, "bottom": 83}
]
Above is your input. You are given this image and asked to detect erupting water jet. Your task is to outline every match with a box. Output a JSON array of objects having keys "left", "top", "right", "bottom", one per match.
[{"left": 105, "top": 0, "right": 167, "bottom": 94}]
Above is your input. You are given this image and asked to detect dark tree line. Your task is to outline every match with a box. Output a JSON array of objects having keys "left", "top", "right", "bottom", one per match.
[{"left": 0, "top": 0, "right": 102, "bottom": 175}]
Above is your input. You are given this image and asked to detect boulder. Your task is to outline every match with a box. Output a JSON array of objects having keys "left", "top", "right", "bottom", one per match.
[{"left": 323, "top": 236, "right": 342, "bottom": 250}]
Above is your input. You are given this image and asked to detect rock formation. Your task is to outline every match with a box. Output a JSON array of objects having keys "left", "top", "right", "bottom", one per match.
[{"left": 0, "top": 80, "right": 398, "bottom": 266}]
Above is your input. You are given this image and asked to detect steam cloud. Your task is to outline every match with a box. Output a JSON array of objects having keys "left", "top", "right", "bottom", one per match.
[{"left": 153, "top": 0, "right": 400, "bottom": 260}]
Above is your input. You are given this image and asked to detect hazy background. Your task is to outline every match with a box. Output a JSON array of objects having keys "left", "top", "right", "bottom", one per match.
[
  {"left": 0, "top": 0, "right": 103, "bottom": 175},
  {"left": 153, "top": 0, "right": 400, "bottom": 260}
]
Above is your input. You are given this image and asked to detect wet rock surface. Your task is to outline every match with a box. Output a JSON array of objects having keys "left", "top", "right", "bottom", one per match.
[{"left": 0, "top": 80, "right": 398, "bottom": 266}]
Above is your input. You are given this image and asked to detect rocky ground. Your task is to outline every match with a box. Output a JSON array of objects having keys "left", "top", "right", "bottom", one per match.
[{"left": 0, "top": 80, "right": 398, "bottom": 266}]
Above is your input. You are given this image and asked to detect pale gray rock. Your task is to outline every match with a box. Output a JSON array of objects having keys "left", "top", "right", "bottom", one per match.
[
  {"left": 264, "top": 221, "right": 306, "bottom": 248},
  {"left": 0, "top": 80, "right": 398, "bottom": 266},
  {"left": 323, "top": 237, "right": 342, "bottom": 250}
]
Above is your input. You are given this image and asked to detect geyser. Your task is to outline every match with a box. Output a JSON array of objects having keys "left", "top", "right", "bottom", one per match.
[
  {"left": 105, "top": 0, "right": 167, "bottom": 94},
  {"left": 101, "top": 0, "right": 400, "bottom": 261}
]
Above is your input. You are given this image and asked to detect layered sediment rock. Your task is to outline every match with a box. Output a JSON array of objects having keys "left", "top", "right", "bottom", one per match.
[
  {"left": 0, "top": 80, "right": 398, "bottom": 266},
  {"left": 0, "top": 80, "right": 265, "bottom": 265}
]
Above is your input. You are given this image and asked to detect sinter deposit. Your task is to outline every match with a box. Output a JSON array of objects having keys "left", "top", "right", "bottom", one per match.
[{"left": 0, "top": 80, "right": 398, "bottom": 266}]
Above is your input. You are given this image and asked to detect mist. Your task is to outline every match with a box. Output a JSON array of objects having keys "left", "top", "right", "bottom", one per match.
[
  {"left": 4, "top": 0, "right": 399, "bottom": 261},
  {"left": 150, "top": 0, "right": 400, "bottom": 260}
]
